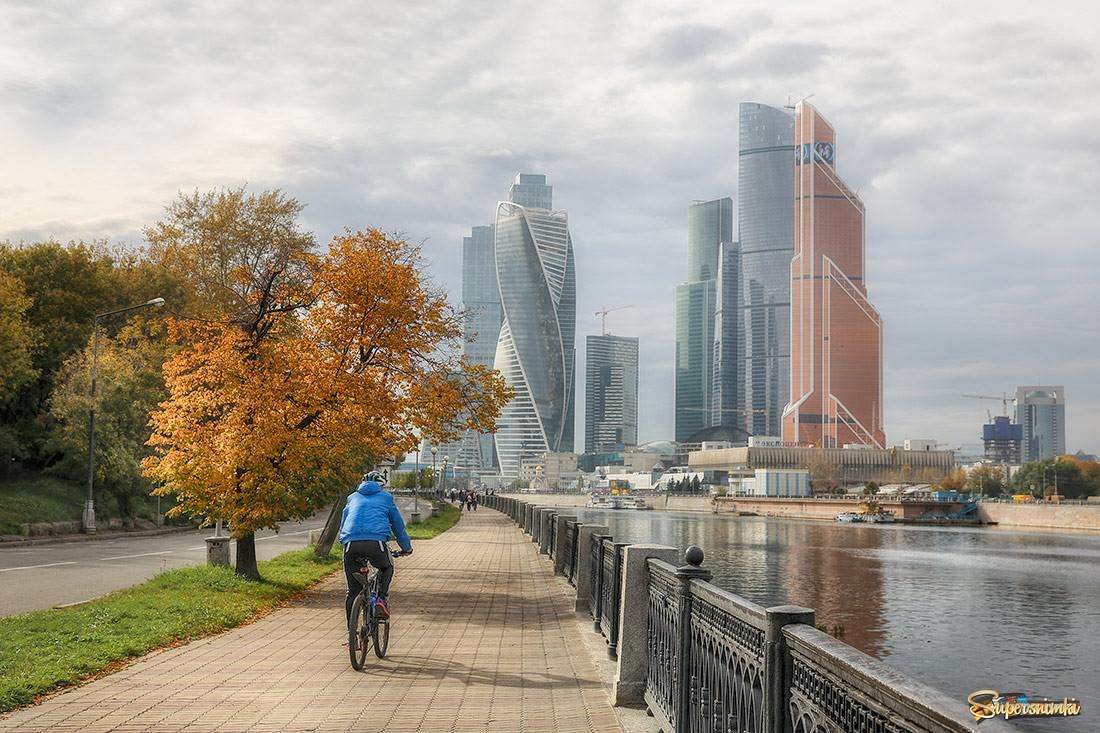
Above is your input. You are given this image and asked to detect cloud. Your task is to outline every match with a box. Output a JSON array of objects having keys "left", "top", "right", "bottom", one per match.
[{"left": 1, "top": 0, "right": 1098, "bottom": 451}]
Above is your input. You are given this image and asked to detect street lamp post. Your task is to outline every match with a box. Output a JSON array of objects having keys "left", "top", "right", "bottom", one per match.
[
  {"left": 442, "top": 456, "right": 449, "bottom": 498},
  {"left": 410, "top": 447, "right": 421, "bottom": 524},
  {"left": 430, "top": 446, "right": 438, "bottom": 498},
  {"left": 84, "top": 297, "right": 165, "bottom": 533}
]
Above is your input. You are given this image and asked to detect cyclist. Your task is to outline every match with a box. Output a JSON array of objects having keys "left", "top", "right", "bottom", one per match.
[{"left": 338, "top": 470, "right": 413, "bottom": 623}]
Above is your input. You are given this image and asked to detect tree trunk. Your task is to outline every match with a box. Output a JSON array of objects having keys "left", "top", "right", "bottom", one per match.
[
  {"left": 314, "top": 494, "right": 348, "bottom": 558},
  {"left": 235, "top": 532, "right": 261, "bottom": 580}
]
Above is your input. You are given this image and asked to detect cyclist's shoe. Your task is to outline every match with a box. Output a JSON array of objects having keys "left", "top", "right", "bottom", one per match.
[{"left": 374, "top": 597, "right": 390, "bottom": 620}]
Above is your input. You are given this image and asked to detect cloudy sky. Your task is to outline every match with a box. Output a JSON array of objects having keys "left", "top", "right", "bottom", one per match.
[{"left": 3, "top": 0, "right": 1098, "bottom": 452}]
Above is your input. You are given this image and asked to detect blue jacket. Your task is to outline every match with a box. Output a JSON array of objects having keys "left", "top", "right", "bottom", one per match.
[{"left": 338, "top": 481, "right": 413, "bottom": 552}]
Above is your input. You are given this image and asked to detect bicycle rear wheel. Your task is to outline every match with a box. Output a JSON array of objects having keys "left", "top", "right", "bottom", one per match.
[
  {"left": 348, "top": 594, "right": 369, "bottom": 670},
  {"left": 373, "top": 618, "right": 389, "bottom": 658}
]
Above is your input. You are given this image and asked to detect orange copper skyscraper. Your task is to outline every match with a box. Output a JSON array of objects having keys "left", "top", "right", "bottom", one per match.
[{"left": 782, "top": 102, "right": 885, "bottom": 448}]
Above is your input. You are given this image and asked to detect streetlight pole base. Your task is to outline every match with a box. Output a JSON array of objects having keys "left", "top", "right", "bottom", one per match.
[{"left": 82, "top": 499, "right": 97, "bottom": 534}]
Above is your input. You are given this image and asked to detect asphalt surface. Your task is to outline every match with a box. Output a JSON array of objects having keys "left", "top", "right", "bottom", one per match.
[{"left": 0, "top": 516, "right": 330, "bottom": 617}]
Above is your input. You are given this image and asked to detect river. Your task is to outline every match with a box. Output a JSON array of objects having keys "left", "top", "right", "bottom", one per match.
[{"left": 574, "top": 508, "right": 1098, "bottom": 732}]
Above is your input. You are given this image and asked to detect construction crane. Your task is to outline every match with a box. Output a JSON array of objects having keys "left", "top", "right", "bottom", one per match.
[
  {"left": 961, "top": 393, "right": 1014, "bottom": 420},
  {"left": 595, "top": 305, "right": 632, "bottom": 336}
]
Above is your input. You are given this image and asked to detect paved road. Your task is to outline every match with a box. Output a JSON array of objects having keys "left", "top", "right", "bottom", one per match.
[{"left": 0, "top": 517, "right": 329, "bottom": 617}]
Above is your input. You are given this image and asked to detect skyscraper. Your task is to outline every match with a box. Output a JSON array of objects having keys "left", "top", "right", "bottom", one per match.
[
  {"left": 783, "top": 101, "right": 885, "bottom": 448},
  {"left": 1016, "top": 386, "right": 1065, "bottom": 461},
  {"left": 459, "top": 224, "right": 500, "bottom": 471},
  {"left": 711, "top": 240, "right": 740, "bottom": 429},
  {"left": 493, "top": 175, "right": 576, "bottom": 478},
  {"left": 675, "top": 197, "right": 732, "bottom": 442},
  {"left": 585, "top": 334, "right": 639, "bottom": 453},
  {"left": 737, "top": 102, "right": 795, "bottom": 437}
]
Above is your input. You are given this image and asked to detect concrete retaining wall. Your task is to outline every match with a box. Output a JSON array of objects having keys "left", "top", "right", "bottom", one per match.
[
  {"left": 497, "top": 493, "right": 714, "bottom": 513},
  {"left": 977, "top": 502, "right": 1100, "bottom": 531}
]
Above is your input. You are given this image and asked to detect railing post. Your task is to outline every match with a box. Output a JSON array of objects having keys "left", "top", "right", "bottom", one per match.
[
  {"left": 674, "top": 546, "right": 712, "bottom": 733},
  {"left": 574, "top": 524, "right": 608, "bottom": 611},
  {"left": 524, "top": 504, "right": 534, "bottom": 534},
  {"left": 613, "top": 544, "right": 679, "bottom": 705},
  {"left": 553, "top": 515, "right": 577, "bottom": 574},
  {"left": 764, "top": 604, "right": 815, "bottom": 733}
]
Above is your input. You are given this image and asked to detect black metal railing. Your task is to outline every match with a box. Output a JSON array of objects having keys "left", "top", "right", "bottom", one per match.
[
  {"left": 567, "top": 520, "right": 580, "bottom": 586},
  {"left": 685, "top": 581, "right": 766, "bottom": 733},
  {"left": 645, "top": 561, "right": 680, "bottom": 728},
  {"left": 492, "top": 496, "right": 1001, "bottom": 733},
  {"left": 547, "top": 512, "right": 557, "bottom": 557},
  {"left": 590, "top": 532, "right": 608, "bottom": 624},
  {"left": 599, "top": 539, "right": 626, "bottom": 658}
]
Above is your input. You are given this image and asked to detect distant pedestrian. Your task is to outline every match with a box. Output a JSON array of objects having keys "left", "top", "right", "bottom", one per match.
[{"left": 471, "top": 492, "right": 479, "bottom": 511}]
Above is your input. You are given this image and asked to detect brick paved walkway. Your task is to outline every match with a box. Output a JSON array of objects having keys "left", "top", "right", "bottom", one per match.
[{"left": 0, "top": 510, "right": 623, "bottom": 733}]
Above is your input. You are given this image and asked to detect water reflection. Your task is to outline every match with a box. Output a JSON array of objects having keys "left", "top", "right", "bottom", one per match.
[{"left": 576, "top": 509, "right": 1100, "bottom": 732}]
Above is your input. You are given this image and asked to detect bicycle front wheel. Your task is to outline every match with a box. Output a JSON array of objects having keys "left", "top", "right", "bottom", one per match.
[
  {"left": 349, "top": 594, "right": 369, "bottom": 670},
  {"left": 373, "top": 618, "right": 389, "bottom": 658}
]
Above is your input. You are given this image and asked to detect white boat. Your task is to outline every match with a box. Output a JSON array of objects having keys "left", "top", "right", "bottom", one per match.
[
  {"left": 587, "top": 494, "right": 651, "bottom": 510},
  {"left": 835, "top": 512, "right": 863, "bottom": 523}
]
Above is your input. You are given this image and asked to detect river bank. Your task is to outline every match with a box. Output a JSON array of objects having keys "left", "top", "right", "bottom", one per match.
[{"left": 499, "top": 492, "right": 1100, "bottom": 532}]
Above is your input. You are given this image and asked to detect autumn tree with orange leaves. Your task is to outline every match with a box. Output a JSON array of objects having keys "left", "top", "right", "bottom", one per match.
[{"left": 142, "top": 191, "right": 510, "bottom": 579}]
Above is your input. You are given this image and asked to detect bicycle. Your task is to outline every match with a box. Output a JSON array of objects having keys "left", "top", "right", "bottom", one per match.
[{"left": 348, "top": 547, "right": 408, "bottom": 670}]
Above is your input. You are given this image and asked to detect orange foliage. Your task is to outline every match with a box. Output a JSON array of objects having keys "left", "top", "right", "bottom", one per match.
[{"left": 143, "top": 229, "right": 511, "bottom": 538}]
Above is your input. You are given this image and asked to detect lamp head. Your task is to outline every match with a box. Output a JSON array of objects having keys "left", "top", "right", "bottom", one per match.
[{"left": 146, "top": 297, "right": 166, "bottom": 308}]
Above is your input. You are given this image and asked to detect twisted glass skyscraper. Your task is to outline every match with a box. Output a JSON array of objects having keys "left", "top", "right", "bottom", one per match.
[{"left": 493, "top": 175, "right": 576, "bottom": 478}]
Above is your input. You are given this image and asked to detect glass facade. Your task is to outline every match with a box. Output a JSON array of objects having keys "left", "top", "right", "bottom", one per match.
[
  {"left": 783, "top": 102, "right": 885, "bottom": 449},
  {"left": 675, "top": 279, "right": 715, "bottom": 441},
  {"left": 585, "top": 335, "right": 639, "bottom": 453},
  {"left": 1015, "top": 386, "right": 1065, "bottom": 461},
  {"left": 676, "top": 198, "right": 731, "bottom": 442},
  {"left": 460, "top": 224, "right": 500, "bottom": 471},
  {"left": 737, "top": 103, "right": 795, "bottom": 437},
  {"left": 493, "top": 192, "right": 576, "bottom": 478},
  {"left": 711, "top": 240, "right": 740, "bottom": 428}
]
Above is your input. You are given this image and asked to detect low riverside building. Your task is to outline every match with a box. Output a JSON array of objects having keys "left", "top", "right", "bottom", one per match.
[
  {"left": 688, "top": 445, "right": 954, "bottom": 484},
  {"left": 730, "top": 468, "right": 811, "bottom": 497}
]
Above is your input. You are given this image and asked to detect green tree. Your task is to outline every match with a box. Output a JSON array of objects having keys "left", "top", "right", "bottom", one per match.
[
  {"left": 808, "top": 450, "right": 841, "bottom": 494},
  {"left": 964, "top": 464, "right": 1006, "bottom": 497},
  {"left": 48, "top": 323, "right": 168, "bottom": 520},
  {"left": 0, "top": 242, "right": 118, "bottom": 467},
  {"left": 1012, "top": 459, "right": 1089, "bottom": 499},
  {"left": 0, "top": 269, "right": 39, "bottom": 472}
]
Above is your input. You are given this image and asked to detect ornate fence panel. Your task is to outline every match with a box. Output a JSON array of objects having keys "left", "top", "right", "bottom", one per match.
[
  {"left": 547, "top": 513, "right": 557, "bottom": 558},
  {"left": 644, "top": 559, "right": 681, "bottom": 733},
  {"left": 686, "top": 581, "right": 767, "bottom": 733},
  {"left": 590, "top": 533, "right": 610, "bottom": 623},
  {"left": 599, "top": 540, "right": 627, "bottom": 658},
  {"left": 567, "top": 520, "right": 581, "bottom": 586},
  {"left": 782, "top": 625, "right": 1005, "bottom": 733},
  {"left": 562, "top": 519, "right": 576, "bottom": 580}
]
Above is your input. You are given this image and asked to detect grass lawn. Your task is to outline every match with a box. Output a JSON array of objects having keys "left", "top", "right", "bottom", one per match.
[
  {"left": 0, "top": 474, "right": 85, "bottom": 535},
  {"left": 406, "top": 503, "right": 461, "bottom": 539},
  {"left": 0, "top": 546, "right": 341, "bottom": 713}
]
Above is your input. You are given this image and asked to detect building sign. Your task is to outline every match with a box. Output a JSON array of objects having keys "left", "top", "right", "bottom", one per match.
[{"left": 798, "top": 141, "right": 835, "bottom": 166}]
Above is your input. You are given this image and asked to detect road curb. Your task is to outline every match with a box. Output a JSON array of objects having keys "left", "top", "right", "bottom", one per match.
[{"left": 0, "top": 525, "right": 200, "bottom": 548}]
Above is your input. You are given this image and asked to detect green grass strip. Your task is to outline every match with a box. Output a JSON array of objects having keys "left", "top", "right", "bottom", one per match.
[
  {"left": 406, "top": 503, "right": 461, "bottom": 539},
  {"left": 0, "top": 546, "right": 341, "bottom": 713}
]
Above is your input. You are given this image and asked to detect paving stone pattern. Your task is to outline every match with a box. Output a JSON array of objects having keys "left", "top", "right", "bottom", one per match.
[{"left": 0, "top": 511, "right": 624, "bottom": 733}]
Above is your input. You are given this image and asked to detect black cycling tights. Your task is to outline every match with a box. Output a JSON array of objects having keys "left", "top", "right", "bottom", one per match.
[{"left": 343, "top": 540, "right": 393, "bottom": 623}]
